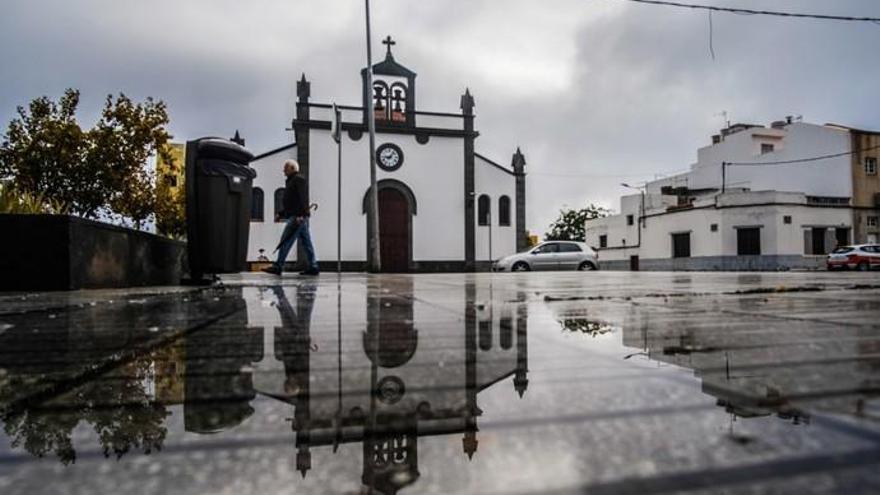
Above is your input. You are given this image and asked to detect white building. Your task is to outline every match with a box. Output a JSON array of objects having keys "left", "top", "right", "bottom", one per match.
[
  {"left": 246, "top": 38, "right": 528, "bottom": 272},
  {"left": 586, "top": 120, "right": 880, "bottom": 270}
]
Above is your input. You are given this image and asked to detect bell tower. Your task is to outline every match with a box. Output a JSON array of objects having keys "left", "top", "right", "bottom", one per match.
[{"left": 362, "top": 36, "right": 417, "bottom": 127}]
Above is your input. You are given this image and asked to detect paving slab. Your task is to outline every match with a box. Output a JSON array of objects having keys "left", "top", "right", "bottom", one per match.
[{"left": 1, "top": 271, "right": 879, "bottom": 494}]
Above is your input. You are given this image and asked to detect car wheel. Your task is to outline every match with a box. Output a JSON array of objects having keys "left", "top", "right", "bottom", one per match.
[
  {"left": 512, "top": 262, "right": 530, "bottom": 272},
  {"left": 856, "top": 262, "right": 868, "bottom": 271},
  {"left": 578, "top": 261, "right": 597, "bottom": 271}
]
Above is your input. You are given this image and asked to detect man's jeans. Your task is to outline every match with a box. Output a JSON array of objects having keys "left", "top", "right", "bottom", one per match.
[{"left": 275, "top": 217, "right": 318, "bottom": 271}]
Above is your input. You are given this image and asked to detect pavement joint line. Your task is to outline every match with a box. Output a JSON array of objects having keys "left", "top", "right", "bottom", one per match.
[{"left": 626, "top": 295, "right": 880, "bottom": 329}]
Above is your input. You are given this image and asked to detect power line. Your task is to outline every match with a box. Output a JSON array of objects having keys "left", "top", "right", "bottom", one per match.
[
  {"left": 728, "top": 143, "right": 880, "bottom": 166},
  {"left": 625, "top": 0, "right": 880, "bottom": 23}
]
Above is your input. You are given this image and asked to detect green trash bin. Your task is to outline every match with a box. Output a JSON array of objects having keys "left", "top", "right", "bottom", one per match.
[{"left": 185, "top": 138, "right": 256, "bottom": 280}]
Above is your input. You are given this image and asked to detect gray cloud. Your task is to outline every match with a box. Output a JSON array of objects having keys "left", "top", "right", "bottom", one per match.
[{"left": 2, "top": 0, "right": 879, "bottom": 235}]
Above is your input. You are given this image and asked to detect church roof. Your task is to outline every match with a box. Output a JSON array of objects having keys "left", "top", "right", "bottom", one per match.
[
  {"left": 475, "top": 152, "right": 519, "bottom": 176},
  {"left": 252, "top": 142, "right": 297, "bottom": 162},
  {"left": 367, "top": 36, "right": 416, "bottom": 78}
]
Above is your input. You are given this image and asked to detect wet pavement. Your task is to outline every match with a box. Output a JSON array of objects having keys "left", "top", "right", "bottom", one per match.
[{"left": 1, "top": 271, "right": 879, "bottom": 494}]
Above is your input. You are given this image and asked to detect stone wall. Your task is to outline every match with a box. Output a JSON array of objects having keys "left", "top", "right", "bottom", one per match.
[{"left": 0, "top": 214, "right": 185, "bottom": 291}]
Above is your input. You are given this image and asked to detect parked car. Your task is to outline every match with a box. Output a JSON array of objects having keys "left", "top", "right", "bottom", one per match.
[
  {"left": 493, "top": 241, "right": 599, "bottom": 272},
  {"left": 826, "top": 244, "right": 880, "bottom": 271}
]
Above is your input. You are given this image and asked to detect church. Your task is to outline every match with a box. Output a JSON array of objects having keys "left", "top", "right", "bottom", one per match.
[{"left": 246, "top": 37, "right": 528, "bottom": 272}]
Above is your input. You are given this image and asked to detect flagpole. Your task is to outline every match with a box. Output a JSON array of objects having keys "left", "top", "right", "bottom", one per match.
[{"left": 364, "top": 0, "right": 381, "bottom": 273}]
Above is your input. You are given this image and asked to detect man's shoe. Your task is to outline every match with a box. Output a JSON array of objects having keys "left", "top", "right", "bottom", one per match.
[
  {"left": 262, "top": 265, "right": 282, "bottom": 275},
  {"left": 300, "top": 268, "right": 320, "bottom": 276}
]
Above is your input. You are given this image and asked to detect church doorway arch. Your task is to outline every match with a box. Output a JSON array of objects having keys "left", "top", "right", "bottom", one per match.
[{"left": 363, "top": 179, "right": 416, "bottom": 272}]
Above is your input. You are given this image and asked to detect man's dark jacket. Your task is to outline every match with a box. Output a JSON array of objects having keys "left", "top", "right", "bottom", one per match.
[{"left": 280, "top": 174, "right": 309, "bottom": 219}]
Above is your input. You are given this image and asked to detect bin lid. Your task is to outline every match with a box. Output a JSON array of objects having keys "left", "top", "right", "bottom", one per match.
[
  {"left": 199, "top": 159, "right": 257, "bottom": 179},
  {"left": 195, "top": 137, "right": 255, "bottom": 164}
]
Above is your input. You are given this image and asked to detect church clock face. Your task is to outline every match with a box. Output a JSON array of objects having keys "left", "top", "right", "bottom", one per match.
[{"left": 377, "top": 143, "right": 404, "bottom": 172}]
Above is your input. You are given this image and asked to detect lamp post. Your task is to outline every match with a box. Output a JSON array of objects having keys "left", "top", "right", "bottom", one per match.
[{"left": 363, "top": 0, "right": 381, "bottom": 272}]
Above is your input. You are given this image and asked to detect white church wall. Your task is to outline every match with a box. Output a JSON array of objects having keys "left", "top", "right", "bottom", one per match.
[
  {"left": 475, "top": 157, "right": 517, "bottom": 260},
  {"left": 306, "top": 128, "right": 466, "bottom": 263}
]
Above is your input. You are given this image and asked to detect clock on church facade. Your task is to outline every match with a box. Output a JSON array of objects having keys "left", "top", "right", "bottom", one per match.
[
  {"left": 377, "top": 143, "right": 404, "bottom": 172},
  {"left": 245, "top": 36, "right": 528, "bottom": 272}
]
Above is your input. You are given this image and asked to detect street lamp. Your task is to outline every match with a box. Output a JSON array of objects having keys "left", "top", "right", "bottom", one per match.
[{"left": 363, "top": 0, "right": 381, "bottom": 272}]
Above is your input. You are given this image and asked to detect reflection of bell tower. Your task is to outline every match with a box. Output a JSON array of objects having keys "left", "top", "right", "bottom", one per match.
[
  {"left": 362, "top": 35, "right": 417, "bottom": 128},
  {"left": 362, "top": 278, "right": 421, "bottom": 494},
  {"left": 361, "top": 416, "right": 420, "bottom": 495}
]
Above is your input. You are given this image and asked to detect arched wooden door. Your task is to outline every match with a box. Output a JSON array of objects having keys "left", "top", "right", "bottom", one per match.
[{"left": 378, "top": 188, "right": 411, "bottom": 272}]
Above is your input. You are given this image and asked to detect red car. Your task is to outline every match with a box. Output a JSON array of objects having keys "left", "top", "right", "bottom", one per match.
[{"left": 826, "top": 244, "right": 880, "bottom": 271}]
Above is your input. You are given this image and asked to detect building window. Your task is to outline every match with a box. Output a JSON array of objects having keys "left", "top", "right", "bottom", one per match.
[
  {"left": 626, "top": 214, "right": 634, "bottom": 226},
  {"left": 672, "top": 232, "right": 691, "bottom": 258},
  {"left": 869, "top": 216, "right": 879, "bottom": 227},
  {"left": 783, "top": 215, "right": 792, "bottom": 225},
  {"left": 760, "top": 143, "right": 775, "bottom": 155},
  {"left": 710, "top": 223, "right": 718, "bottom": 232},
  {"left": 498, "top": 196, "right": 511, "bottom": 226},
  {"left": 599, "top": 235, "right": 607, "bottom": 248},
  {"left": 478, "top": 194, "right": 491, "bottom": 226},
  {"left": 251, "top": 187, "right": 264, "bottom": 222},
  {"left": 737, "top": 227, "right": 761, "bottom": 255},
  {"left": 867, "top": 157, "right": 878, "bottom": 176},
  {"left": 274, "top": 188, "right": 285, "bottom": 222}
]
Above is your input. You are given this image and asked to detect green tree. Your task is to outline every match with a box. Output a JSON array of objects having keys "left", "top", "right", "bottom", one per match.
[
  {"left": 545, "top": 204, "right": 610, "bottom": 242},
  {"left": 0, "top": 89, "right": 89, "bottom": 212},
  {"left": 0, "top": 89, "right": 173, "bottom": 228}
]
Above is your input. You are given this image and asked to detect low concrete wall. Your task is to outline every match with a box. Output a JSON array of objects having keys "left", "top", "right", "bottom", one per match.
[
  {"left": 0, "top": 214, "right": 185, "bottom": 291},
  {"left": 599, "top": 255, "right": 826, "bottom": 272}
]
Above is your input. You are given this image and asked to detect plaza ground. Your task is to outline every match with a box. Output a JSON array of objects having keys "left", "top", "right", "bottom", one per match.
[{"left": 1, "top": 271, "right": 879, "bottom": 494}]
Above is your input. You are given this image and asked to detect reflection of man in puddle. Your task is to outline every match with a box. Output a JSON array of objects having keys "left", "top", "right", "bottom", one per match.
[
  {"left": 271, "top": 283, "right": 317, "bottom": 476},
  {"left": 272, "top": 285, "right": 317, "bottom": 398}
]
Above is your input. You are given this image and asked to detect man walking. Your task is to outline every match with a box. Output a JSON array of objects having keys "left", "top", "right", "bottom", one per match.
[{"left": 263, "top": 159, "right": 319, "bottom": 276}]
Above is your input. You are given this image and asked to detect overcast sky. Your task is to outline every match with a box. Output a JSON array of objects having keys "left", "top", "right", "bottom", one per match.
[{"left": 2, "top": 0, "right": 879, "bottom": 235}]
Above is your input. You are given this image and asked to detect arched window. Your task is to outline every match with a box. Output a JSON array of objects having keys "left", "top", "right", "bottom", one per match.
[
  {"left": 478, "top": 194, "right": 491, "bottom": 226},
  {"left": 390, "top": 82, "right": 407, "bottom": 123},
  {"left": 500, "top": 315, "right": 513, "bottom": 350},
  {"left": 274, "top": 188, "right": 285, "bottom": 222},
  {"left": 499, "top": 195, "right": 511, "bottom": 226},
  {"left": 479, "top": 320, "right": 492, "bottom": 351},
  {"left": 251, "top": 187, "right": 264, "bottom": 222}
]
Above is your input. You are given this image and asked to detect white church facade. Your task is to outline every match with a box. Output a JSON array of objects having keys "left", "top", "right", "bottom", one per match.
[{"left": 246, "top": 38, "right": 528, "bottom": 272}]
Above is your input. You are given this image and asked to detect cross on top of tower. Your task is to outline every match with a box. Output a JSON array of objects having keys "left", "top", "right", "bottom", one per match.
[{"left": 382, "top": 35, "right": 396, "bottom": 56}]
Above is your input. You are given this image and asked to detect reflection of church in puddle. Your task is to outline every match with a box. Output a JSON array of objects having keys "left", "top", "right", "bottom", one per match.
[
  {"left": 620, "top": 310, "right": 880, "bottom": 426},
  {"left": 242, "top": 281, "right": 529, "bottom": 494}
]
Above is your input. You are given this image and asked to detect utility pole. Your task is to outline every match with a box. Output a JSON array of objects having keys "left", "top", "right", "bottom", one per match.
[
  {"left": 332, "top": 103, "right": 342, "bottom": 274},
  {"left": 364, "top": 0, "right": 381, "bottom": 272}
]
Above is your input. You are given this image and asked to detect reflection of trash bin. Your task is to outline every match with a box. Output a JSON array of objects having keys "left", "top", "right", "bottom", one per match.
[{"left": 185, "top": 138, "right": 256, "bottom": 280}]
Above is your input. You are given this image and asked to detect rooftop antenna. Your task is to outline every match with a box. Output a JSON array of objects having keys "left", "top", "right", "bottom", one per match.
[{"left": 715, "top": 110, "right": 730, "bottom": 129}]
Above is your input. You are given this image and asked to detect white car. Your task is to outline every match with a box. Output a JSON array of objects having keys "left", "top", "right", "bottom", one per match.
[{"left": 493, "top": 241, "right": 599, "bottom": 272}]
